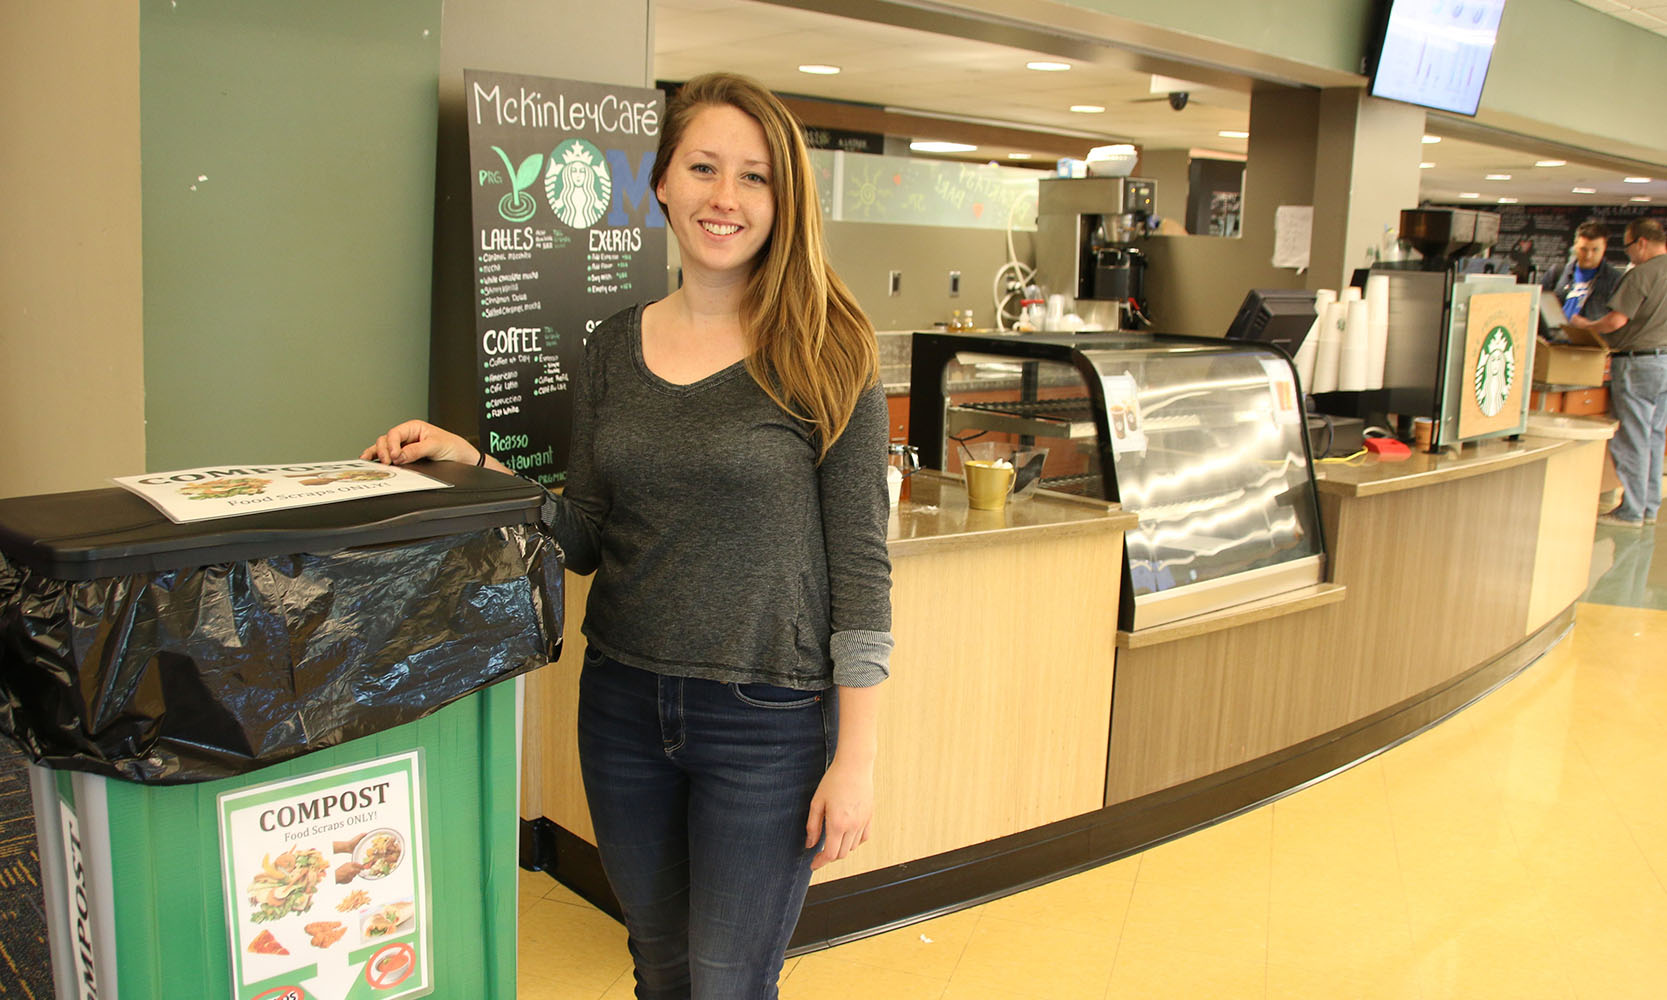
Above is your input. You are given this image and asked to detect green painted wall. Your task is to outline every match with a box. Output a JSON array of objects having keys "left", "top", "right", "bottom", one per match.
[
  {"left": 1052, "top": 0, "right": 1667, "bottom": 164},
  {"left": 1483, "top": 0, "right": 1667, "bottom": 161},
  {"left": 1052, "top": 0, "right": 1376, "bottom": 76},
  {"left": 139, "top": 0, "right": 443, "bottom": 469}
]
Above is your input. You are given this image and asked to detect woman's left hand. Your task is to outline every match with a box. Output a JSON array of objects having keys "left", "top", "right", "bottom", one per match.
[{"left": 806, "top": 754, "right": 874, "bottom": 870}]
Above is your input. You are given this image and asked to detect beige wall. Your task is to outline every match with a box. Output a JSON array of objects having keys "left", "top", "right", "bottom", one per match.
[
  {"left": 1139, "top": 150, "right": 1192, "bottom": 231},
  {"left": 824, "top": 222, "right": 1036, "bottom": 332},
  {"left": 1139, "top": 86, "right": 1320, "bottom": 337},
  {"left": 1309, "top": 89, "right": 1427, "bottom": 293},
  {"left": 0, "top": 4, "right": 144, "bottom": 497}
]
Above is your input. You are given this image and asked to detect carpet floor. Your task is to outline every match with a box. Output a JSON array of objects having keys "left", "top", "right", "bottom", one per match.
[{"left": 0, "top": 748, "right": 52, "bottom": 999}]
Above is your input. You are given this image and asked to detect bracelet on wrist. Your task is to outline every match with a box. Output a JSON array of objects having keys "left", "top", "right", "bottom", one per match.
[{"left": 476, "top": 448, "right": 487, "bottom": 467}]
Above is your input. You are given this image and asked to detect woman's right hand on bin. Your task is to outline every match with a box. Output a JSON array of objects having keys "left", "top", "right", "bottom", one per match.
[{"left": 362, "top": 420, "right": 477, "bottom": 467}]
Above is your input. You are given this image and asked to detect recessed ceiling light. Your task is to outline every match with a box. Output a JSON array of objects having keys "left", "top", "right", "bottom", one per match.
[
  {"left": 1624, "top": 176, "right": 1652, "bottom": 183},
  {"left": 1459, "top": 192, "right": 1481, "bottom": 199},
  {"left": 1485, "top": 173, "right": 1512, "bottom": 181},
  {"left": 1497, "top": 197, "right": 1518, "bottom": 204},
  {"left": 1008, "top": 152, "right": 1033, "bottom": 160},
  {"left": 1070, "top": 105, "right": 1106, "bottom": 114},
  {"left": 1422, "top": 135, "right": 1442, "bottom": 144},
  {"left": 1535, "top": 160, "right": 1567, "bottom": 167},
  {"left": 797, "top": 64, "right": 841, "bottom": 75},
  {"left": 910, "top": 141, "right": 977, "bottom": 153},
  {"left": 1217, "top": 130, "right": 1249, "bottom": 139},
  {"left": 1632, "top": 196, "right": 1653, "bottom": 203},
  {"left": 1572, "top": 187, "right": 1597, "bottom": 194},
  {"left": 1026, "top": 61, "right": 1071, "bottom": 72},
  {"left": 1420, "top": 162, "right": 1436, "bottom": 169}
]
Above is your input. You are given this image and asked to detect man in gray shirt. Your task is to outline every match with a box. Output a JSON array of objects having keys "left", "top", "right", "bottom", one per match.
[{"left": 1567, "top": 218, "right": 1667, "bottom": 527}]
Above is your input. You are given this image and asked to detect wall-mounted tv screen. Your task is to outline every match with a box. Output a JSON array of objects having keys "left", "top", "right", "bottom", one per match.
[{"left": 1368, "top": 0, "right": 1507, "bottom": 117}]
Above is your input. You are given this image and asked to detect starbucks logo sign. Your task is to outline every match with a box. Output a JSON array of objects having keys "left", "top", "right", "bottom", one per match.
[
  {"left": 1472, "top": 324, "right": 1516, "bottom": 417},
  {"left": 544, "top": 139, "right": 612, "bottom": 229}
]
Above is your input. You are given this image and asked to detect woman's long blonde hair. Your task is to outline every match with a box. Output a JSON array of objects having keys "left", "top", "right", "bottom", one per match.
[{"left": 651, "top": 73, "right": 878, "bottom": 460}]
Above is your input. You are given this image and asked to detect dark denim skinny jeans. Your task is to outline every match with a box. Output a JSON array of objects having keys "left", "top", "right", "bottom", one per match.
[{"left": 577, "top": 649, "right": 834, "bottom": 1000}]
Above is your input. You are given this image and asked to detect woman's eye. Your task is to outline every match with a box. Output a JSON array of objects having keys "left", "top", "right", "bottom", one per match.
[
  {"left": 744, "top": 173, "right": 769, "bottom": 185},
  {"left": 690, "top": 162, "right": 715, "bottom": 175}
]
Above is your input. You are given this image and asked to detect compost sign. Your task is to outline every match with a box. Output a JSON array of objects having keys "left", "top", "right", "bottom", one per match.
[
  {"left": 218, "top": 752, "right": 430, "bottom": 1000},
  {"left": 464, "top": 69, "right": 666, "bottom": 486}
]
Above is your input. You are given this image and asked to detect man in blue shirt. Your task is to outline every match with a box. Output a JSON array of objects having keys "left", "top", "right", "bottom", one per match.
[{"left": 1546, "top": 220, "right": 1625, "bottom": 327}]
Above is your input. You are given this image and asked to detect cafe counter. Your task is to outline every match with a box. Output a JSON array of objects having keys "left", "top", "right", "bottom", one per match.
[{"left": 519, "top": 420, "right": 1611, "bottom": 952}]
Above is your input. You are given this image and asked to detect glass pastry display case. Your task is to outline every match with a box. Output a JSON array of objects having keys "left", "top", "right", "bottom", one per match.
[{"left": 908, "top": 330, "right": 1325, "bottom": 630}]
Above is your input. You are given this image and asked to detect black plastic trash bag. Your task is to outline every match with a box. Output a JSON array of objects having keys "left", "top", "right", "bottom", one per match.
[{"left": 1, "top": 519, "right": 562, "bottom": 785}]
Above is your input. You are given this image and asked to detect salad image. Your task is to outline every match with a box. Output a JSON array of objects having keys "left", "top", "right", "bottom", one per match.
[
  {"left": 292, "top": 469, "right": 394, "bottom": 486},
  {"left": 353, "top": 829, "right": 405, "bottom": 880},
  {"left": 178, "top": 477, "right": 271, "bottom": 500},
  {"left": 246, "top": 848, "right": 329, "bottom": 923}
]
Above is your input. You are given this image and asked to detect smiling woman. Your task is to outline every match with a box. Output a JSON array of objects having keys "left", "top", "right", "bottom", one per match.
[{"left": 362, "top": 72, "right": 892, "bottom": 1000}]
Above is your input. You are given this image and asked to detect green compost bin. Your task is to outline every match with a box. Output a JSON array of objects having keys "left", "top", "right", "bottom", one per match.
[{"left": 0, "top": 460, "right": 562, "bottom": 1000}]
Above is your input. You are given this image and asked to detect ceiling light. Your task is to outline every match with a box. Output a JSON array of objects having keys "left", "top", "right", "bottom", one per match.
[
  {"left": 1070, "top": 105, "right": 1106, "bottom": 114},
  {"left": 1624, "top": 177, "right": 1652, "bottom": 183},
  {"left": 1459, "top": 192, "right": 1481, "bottom": 199},
  {"left": 1026, "top": 61, "right": 1071, "bottom": 72},
  {"left": 1217, "top": 130, "right": 1249, "bottom": 139},
  {"left": 797, "top": 64, "right": 841, "bottom": 75},
  {"left": 1572, "top": 187, "right": 1597, "bottom": 194},
  {"left": 910, "top": 141, "right": 977, "bottom": 153},
  {"left": 1497, "top": 197, "right": 1518, "bottom": 204},
  {"left": 1535, "top": 160, "right": 1567, "bottom": 167},
  {"left": 1008, "top": 152, "right": 1033, "bottom": 160},
  {"left": 1422, "top": 135, "right": 1442, "bottom": 144},
  {"left": 1485, "top": 174, "right": 1512, "bottom": 181},
  {"left": 1632, "top": 196, "right": 1653, "bottom": 203},
  {"left": 1420, "top": 162, "right": 1436, "bottom": 169}
]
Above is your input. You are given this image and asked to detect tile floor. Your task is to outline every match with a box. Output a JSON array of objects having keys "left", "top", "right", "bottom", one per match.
[{"left": 518, "top": 522, "right": 1667, "bottom": 999}]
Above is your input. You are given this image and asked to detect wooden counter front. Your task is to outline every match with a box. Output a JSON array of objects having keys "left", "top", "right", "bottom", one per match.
[
  {"left": 519, "top": 472, "right": 1136, "bottom": 885},
  {"left": 1105, "top": 432, "right": 1610, "bottom": 805}
]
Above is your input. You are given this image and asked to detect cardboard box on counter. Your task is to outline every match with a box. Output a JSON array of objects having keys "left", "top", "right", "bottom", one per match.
[{"left": 1533, "top": 339, "right": 1608, "bottom": 387}]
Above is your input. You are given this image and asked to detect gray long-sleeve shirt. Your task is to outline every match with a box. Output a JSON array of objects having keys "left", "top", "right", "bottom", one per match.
[{"left": 545, "top": 303, "right": 893, "bottom": 689}]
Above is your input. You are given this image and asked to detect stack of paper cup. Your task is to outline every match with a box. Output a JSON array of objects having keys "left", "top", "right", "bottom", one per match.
[
  {"left": 1340, "top": 285, "right": 1362, "bottom": 303},
  {"left": 1293, "top": 289, "right": 1335, "bottom": 393},
  {"left": 1365, "top": 274, "right": 1391, "bottom": 390},
  {"left": 1310, "top": 300, "right": 1347, "bottom": 394},
  {"left": 1338, "top": 300, "right": 1371, "bottom": 392}
]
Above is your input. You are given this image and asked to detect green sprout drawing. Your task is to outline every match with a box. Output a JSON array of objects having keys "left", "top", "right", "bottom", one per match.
[{"left": 492, "top": 146, "right": 542, "bottom": 222}]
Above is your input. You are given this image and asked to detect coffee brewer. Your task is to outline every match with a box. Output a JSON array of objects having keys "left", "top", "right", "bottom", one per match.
[{"left": 1034, "top": 177, "right": 1157, "bottom": 331}]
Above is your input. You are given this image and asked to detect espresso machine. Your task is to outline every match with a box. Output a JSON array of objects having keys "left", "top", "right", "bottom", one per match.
[
  {"left": 1034, "top": 177, "right": 1156, "bottom": 331},
  {"left": 1313, "top": 206, "right": 1532, "bottom": 450}
]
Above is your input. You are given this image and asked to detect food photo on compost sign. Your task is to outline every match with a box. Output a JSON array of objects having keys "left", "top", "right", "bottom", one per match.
[
  {"left": 464, "top": 69, "right": 667, "bottom": 486},
  {"left": 218, "top": 751, "right": 431, "bottom": 1000}
]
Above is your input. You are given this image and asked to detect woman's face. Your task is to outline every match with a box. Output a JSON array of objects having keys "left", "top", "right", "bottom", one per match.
[{"left": 656, "top": 104, "right": 775, "bottom": 283}]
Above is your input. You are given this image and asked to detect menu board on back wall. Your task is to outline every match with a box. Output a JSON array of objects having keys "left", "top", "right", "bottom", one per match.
[{"left": 463, "top": 70, "right": 666, "bottom": 486}]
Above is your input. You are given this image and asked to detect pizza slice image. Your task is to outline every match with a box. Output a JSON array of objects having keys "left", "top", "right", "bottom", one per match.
[{"left": 247, "top": 929, "right": 289, "bottom": 956}]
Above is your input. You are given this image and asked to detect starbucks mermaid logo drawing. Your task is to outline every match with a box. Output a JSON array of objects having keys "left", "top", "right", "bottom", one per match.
[
  {"left": 1472, "top": 324, "right": 1516, "bottom": 418},
  {"left": 545, "top": 139, "right": 612, "bottom": 228}
]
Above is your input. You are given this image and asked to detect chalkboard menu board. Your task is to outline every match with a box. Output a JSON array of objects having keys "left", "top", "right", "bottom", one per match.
[
  {"left": 463, "top": 70, "right": 666, "bottom": 486},
  {"left": 1438, "top": 202, "right": 1657, "bottom": 282}
]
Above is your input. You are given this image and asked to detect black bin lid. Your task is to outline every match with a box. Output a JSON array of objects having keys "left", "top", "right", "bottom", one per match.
[{"left": 0, "top": 461, "right": 547, "bottom": 581}]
